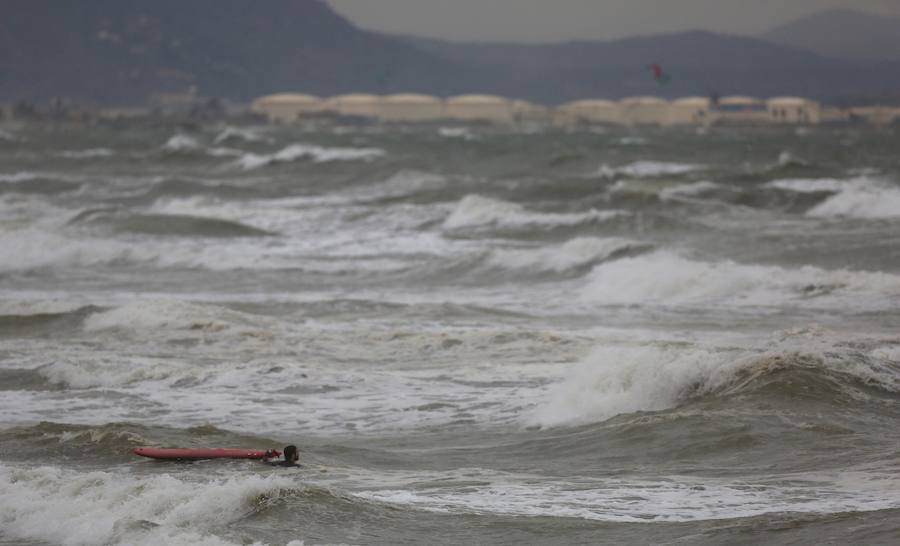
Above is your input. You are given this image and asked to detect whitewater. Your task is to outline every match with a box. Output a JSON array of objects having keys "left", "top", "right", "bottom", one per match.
[{"left": 1, "top": 121, "right": 900, "bottom": 546}]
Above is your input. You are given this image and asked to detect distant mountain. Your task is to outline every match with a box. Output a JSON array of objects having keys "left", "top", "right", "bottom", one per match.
[
  {"left": 762, "top": 9, "right": 900, "bottom": 62},
  {"left": 0, "top": 0, "right": 481, "bottom": 104},
  {"left": 0, "top": 1, "right": 898, "bottom": 106},
  {"left": 405, "top": 31, "right": 900, "bottom": 104}
]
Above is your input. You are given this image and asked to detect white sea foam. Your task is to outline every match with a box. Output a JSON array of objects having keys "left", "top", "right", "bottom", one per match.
[
  {"left": 807, "top": 181, "right": 900, "bottom": 219},
  {"left": 597, "top": 161, "right": 704, "bottom": 178},
  {"left": 3, "top": 321, "right": 579, "bottom": 432},
  {"left": 659, "top": 180, "right": 720, "bottom": 200},
  {"left": 616, "top": 136, "right": 647, "bottom": 146},
  {"left": 581, "top": 251, "right": 900, "bottom": 308},
  {"left": 438, "top": 127, "right": 475, "bottom": 139},
  {"left": 488, "top": 237, "right": 646, "bottom": 273},
  {"left": 213, "top": 126, "right": 268, "bottom": 144},
  {"left": 0, "top": 218, "right": 416, "bottom": 274},
  {"left": 146, "top": 196, "right": 277, "bottom": 232},
  {"left": 527, "top": 344, "right": 735, "bottom": 427},
  {"left": 871, "top": 346, "right": 900, "bottom": 362},
  {"left": 763, "top": 176, "right": 900, "bottom": 219},
  {"left": 0, "top": 171, "right": 41, "bottom": 183},
  {"left": 0, "top": 297, "right": 89, "bottom": 316},
  {"left": 0, "top": 463, "right": 298, "bottom": 546},
  {"left": 236, "top": 143, "right": 385, "bottom": 170},
  {"left": 444, "top": 195, "right": 625, "bottom": 230},
  {"left": 357, "top": 472, "right": 900, "bottom": 522},
  {"left": 776, "top": 150, "right": 807, "bottom": 168},
  {"left": 39, "top": 356, "right": 186, "bottom": 389},
  {"left": 0, "top": 229, "right": 143, "bottom": 272},
  {"left": 355, "top": 170, "right": 446, "bottom": 201},
  {"left": 59, "top": 148, "right": 115, "bottom": 159},
  {"left": 767, "top": 178, "right": 847, "bottom": 193},
  {"left": 162, "top": 134, "right": 203, "bottom": 152},
  {"left": 529, "top": 327, "right": 900, "bottom": 429},
  {"left": 205, "top": 146, "right": 245, "bottom": 158},
  {"left": 83, "top": 300, "right": 276, "bottom": 336}
]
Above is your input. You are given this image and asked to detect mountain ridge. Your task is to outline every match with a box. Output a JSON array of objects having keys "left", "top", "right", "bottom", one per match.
[
  {"left": 762, "top": 8, "right": 900, "bottom": 62},
  {"left": 1, "top": 1, "right": 898, "bottom": 106}
]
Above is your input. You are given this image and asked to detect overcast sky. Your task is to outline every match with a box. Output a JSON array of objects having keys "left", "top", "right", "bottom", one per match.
[{"left": 327, "top": 0, "right": 900, "bottom": 43}]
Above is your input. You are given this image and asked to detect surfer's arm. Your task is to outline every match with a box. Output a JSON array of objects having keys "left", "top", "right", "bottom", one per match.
[{"left": 262, "top": 449, "right": 280, "bottom": 461}]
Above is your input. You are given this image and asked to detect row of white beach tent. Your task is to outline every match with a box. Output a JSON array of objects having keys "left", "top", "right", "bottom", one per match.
[{"left": 252, "top": 93, "right": 824, "bottom": 126}]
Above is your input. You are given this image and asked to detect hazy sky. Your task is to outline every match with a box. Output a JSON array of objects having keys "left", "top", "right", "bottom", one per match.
[{"left": 327, "top": 0, "right": 900, "bottom": 43}]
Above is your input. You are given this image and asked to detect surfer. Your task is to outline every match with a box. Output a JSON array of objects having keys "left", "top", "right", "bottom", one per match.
[{"left": 265, "top": 445, "right": 300, "bottom": 467}]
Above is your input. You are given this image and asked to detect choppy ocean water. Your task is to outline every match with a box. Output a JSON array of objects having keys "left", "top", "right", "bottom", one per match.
[{"left": 2, "top": 121, "right": 900, "bottom": 545}]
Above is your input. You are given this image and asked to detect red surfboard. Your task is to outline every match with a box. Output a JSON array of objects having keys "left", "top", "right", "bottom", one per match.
[{"left": 134, "top": 447, "right": 280, "bottom": 460}]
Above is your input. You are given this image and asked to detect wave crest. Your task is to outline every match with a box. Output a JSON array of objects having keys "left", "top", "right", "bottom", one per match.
[
  {"left": 0, "top": 463, "right": 298, "bottom": 546},
  {"left": 236, "top": 143, "right": 385, "bottom": 170},
  {"left": 582, "top": 251, "right": 900, "bottom": 308},
  {"left": 529, "top": 342, "right": 900, "bottom": 428},
  {"left": 487, "top": 237, "right": 652, "bottom": 274},
  {"left": 444, "top": 195, "right": 625, "bottom": 230}
]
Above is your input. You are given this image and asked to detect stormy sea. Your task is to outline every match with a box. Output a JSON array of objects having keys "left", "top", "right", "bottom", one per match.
[{"left": 2, "top": 120, "right": 900, "bottom": 546}]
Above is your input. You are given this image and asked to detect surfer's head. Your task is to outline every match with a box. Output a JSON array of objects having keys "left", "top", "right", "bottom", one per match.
[{"left": 284, "top": 445, "right": 299, "bottom": 462}]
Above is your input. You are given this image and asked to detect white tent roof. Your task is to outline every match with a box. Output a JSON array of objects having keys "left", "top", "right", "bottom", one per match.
[
  {"left": 719, "top": 96, "right": 762, "bottom": 105},
  {"left": 560, "top": 99, "right": 617, "bottom": 109},
  {"left": 767, "top": 96, "right": 817, "bottom": 106},
  {"left": 672, "top": 97, "right": 710, "bottom": 106},
  {"left": 447, "top": 94, "right": 509, "bottom": 105},
  {"left": 382, "top": 94, "right": 441, "bottom": 104},
  {"left": 254, "top": 93, "right": 322, "bottom": 104},
  {"left": 620, "top": 96, "right": 668, "bottom": 105},
  {"left": 330, "top": 94, "right": 381, "bottom": 104}
]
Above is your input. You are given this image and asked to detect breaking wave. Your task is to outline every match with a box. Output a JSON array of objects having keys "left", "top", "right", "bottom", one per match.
[
  {"left": 582, "top": 251, "right": 900, "bottom": 308},
  {"left": 529, "top": 341, "right": 900, "bottom": 428},
  {"left": 806, "top": 182, "right": 900, "bottom": 220},
  {"left": 659, "top": 181, "right": 721, "bottom": 200},
  {"left": 487, "top": 237, "right": 652, "bottom": 274},
  {"left": 161, "top": 134, "right": 203, "bottom": 153},
  {"left": 444, "top": 195, "right": 626, "bottom": 230},
  {"left": 596, "top": 161, "right": 705, "bottom": 179},
  {"left": 1, "top": 422, "right": 150, "bottom": 456},
  {"left": 0, "top": 463, "right": 301, "bottom": 546},
  {"left": 357, "top": 472, "right": 900, "bottom": 522},
  {"left": 83, "top": 299, "right": 275, "bottom": 336},
  {"left": 71, "top": 209, "right": 275, "bottom": 238},
  {"left": 58, "top": 148, "right": 115, "bottom": 159},
  {"left": 352, "top": 170, "right": 448, "bottom": 202},
  {"left": 236, "top": 143, "right": 385, "bottom": 170},
  {"left": 0, "top": 172, "right": 81, "bottom": 194},
  {"left": 764, "top": 176, "right": 900, "bottom": 219},
  {"left": 213, "top": 126, "right": 269, "bottom": 145},
  {"left": 766, "top": 177, "right": 848, "bottom": 194}
]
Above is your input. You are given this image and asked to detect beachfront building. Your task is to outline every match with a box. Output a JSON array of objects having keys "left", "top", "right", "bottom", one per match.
[
  {"left": 325, "top": 94, "right": 382, "bottom": 119},
  {"left": 251, "top": 93, "right": 325, "bottom": 123},
  {"left": 555, "top": 99, "right": 620, "bottom": 126},
  {"left": 619, "top": 96, "right": 669, "bottom": 126},
  {"left": 767, "top": 97, "right": 821, "bottom": 124},
  {"left": 378, "top": 94, "right": 444, "bottom": 122},
  {"left": 668, "top": 97, "right": 711, "bottom": 126},
  {"left": 445, "top": 94, "right": 514, "bottom": 123},
  {"left": 714, "top": 96, "right": 767, "bottom": 124}
]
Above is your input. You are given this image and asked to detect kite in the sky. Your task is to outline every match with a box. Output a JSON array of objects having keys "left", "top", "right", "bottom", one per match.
[{"left": 649, "top": 64, "right": 671, "bottom": 86}]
